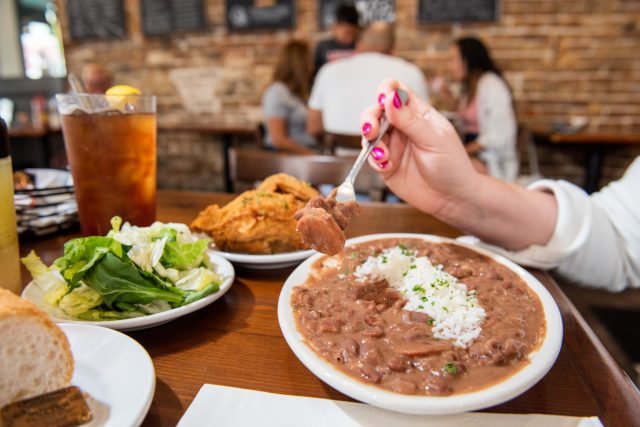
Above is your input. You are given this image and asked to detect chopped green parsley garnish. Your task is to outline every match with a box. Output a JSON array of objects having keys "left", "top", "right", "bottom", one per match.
[
  {"left": 381, "top": 255, "right": 388, "bottom": 264},
  {"left": 421, "top": 296, "right": 427, "bottom": 302},
  {"left": 412, "top": 284, "right": 426, "bottom": 293},
  {"left": 427, "top": 319, "right": 434, "bottom": 325},
  {"left": 433, "top": 277, "right": 449, "bottom": 287},
  {"left": 398, "top": 244, "right": 413, "bottom": 256},
  {"left": 443, "top": 363, "right": 457, "bottom": 374}
]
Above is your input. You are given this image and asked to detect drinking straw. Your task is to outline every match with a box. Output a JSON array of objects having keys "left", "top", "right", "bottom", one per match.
[{"left": 67, "top": 73, "right": 94, "bottom": 111}]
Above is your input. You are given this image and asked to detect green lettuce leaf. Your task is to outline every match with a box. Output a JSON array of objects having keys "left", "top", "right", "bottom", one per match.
[
  {"left": 54, "top": 236, "right": 123, "bottom": 287},
  {"left": 57, "top": 283, "right": 103, "bottom": 317},
  {"left": 82, "top": 252, "right": 184, "bottom": 307},
  {"left": 175, "top": 267, "right": 222, "bottom": 291},
  {"left": 180, "top": 282, "right": 220, "bottom": 307},
  {"left": 21, "top": 251, "right": 70, "bottom": 305},
  {"left": 77, "top": 309, "right": 145, "bottom": 321},
  {"left": 160, "top": 238, "right": 210, "bottom": 270}
]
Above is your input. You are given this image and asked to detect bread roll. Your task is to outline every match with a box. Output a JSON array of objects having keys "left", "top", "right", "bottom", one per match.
[{"left": 0, "top": 289, "right": 73, "bottom": 408}]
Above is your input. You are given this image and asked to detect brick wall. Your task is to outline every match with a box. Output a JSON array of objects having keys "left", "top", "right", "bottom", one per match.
[{"left": 56, "top": 0, "right": 640, "bottom": 191}]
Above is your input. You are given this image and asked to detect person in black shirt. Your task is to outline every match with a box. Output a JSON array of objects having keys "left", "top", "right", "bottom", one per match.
[{"left": 314, "top": 4, "right": 360, "bottom": 72}]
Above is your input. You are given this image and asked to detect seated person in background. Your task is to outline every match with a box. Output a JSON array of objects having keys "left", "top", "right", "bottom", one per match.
[
  {"left": 443, "top": 37, "right": 518, "bottom": 181},
  {"left": 262, "top": 40, "right": 317, "bottom": 154},
  {"left": 314, "top": 3, "right": 360, "bottom": 73},
  {"left": 360, "top": 79, "right": 639, "bottom": 291},
  {"left": 308, "top": 21, "right": 428, "bottom": 137},
  {"left": 81, "top": 63, "right": 113, "bottom": 94}
]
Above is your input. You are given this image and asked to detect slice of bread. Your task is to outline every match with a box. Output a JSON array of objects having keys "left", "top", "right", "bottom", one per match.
[{"left": 0, "top": 289, "right": 73, "bottom": 408}]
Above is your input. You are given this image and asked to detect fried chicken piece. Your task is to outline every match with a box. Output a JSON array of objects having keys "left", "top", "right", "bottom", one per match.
[
  {"left": 190, "top": 174, "right": 320, "bottom": 254},
  {"left": 257, "top": 173, "right": 318, "bottom": 201}
]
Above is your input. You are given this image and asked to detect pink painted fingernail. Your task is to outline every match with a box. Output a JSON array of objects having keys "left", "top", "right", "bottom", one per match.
[
  {"left": 372, "top": 146, "right": 384, "bottom": 161},
  {"left": 378, "top": 93, "right": 386, "bottom": 106},
  {"left": 378, "top": 160, "right": 389, "bottom": 169},
  {"left": 362, "top": 122, "right": 372, "bottom": 136},
  {"left": 393, "top": 91, "right": 403, "bottom": 108}
]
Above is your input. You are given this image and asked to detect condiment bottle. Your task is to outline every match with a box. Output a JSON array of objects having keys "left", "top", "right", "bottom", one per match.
[{"left": 0, "top": 118, "right": 21, "bottom": 294}]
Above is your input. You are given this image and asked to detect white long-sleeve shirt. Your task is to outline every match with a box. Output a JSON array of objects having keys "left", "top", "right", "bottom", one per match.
[
  {"left": 475, "top": 72, "right": 519, "bottom": 182},
  {"left": 483, "top": 156, "right": 640, "bottom": 291},
  {"left": 309, "top": 52, "right": 429, "bottom": 135}
]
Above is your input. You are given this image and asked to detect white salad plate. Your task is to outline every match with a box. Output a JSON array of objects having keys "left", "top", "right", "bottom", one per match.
[
  {"left": 213, "top": 248, "right": 316, "bottom": 269},
  {"left": 277, "top": 233, "right": 563, "bottom": 415},
  {"left": 61, "top": 323, "right": 155, "bottom": 427},
  {"left": 22, "top": 251, "right": 235, "bottom": 331}
]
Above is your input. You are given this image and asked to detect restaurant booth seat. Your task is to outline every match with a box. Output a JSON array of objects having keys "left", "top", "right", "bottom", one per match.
[{"left": 228, "top": 147, "right": 386, "bottom": 201}]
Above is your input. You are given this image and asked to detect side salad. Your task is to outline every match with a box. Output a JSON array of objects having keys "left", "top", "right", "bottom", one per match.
[{"left": 22, "top": 217, "right": 224, "bottom": 321}]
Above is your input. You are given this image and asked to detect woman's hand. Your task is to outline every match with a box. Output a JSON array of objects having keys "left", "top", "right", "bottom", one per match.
[
  {"left": 360, "top": 80, "right": 557, "bottom": 251},
  {"left": 360, "top": 80, "right": 480, "bottom": 217}
]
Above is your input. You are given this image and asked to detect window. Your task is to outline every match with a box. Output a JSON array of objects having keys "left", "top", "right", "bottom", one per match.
[{"left": 17, "top": 0, "right": 66, "bottom": 79}]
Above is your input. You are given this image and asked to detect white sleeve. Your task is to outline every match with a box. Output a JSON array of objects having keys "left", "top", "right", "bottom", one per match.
[
  {"left": 483, "top": 157, "right": 640, "bottom": 291},
  {"left": 476, "top": 74, "right": 517, "bottom": 153},
  {"left": 479, "top": 180, "right": 592, "bottom": 269},
  {"left": 308, "top": 68, "right": 327, "bottom": 111},
  {"left": 562, "top": 157, "right": 640, "bottom": 291}
]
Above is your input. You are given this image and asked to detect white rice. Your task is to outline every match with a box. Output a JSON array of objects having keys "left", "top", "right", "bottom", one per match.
[{"left": 354, "top": 245, "right": 486, "bottom": 348}]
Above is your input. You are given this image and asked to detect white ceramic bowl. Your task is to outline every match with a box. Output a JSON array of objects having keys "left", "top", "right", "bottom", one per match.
[{"left": 278, "top": 233, "right": 563, "bottom": 415}]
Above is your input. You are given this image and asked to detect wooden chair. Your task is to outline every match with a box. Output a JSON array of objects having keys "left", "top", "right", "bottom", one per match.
[
  {"left": 228, "top": 147, "right": 386, "bottom": 201},
  {"left": 515, "top": 125, "right": 543, "bottom": 186},
  {"left": 322, "top": 132, "right": 363, "bottom": 155}
]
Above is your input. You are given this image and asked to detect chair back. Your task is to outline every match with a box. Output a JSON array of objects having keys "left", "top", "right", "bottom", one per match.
[
  {"left": 323, "top": 132, "right": 362, "bottom": 155},
  {"left": 228, "top": 148, "right": 386, "bottom": 201},
  {"left": 515, "top": 125, "right": 543, "bottom": 186}
]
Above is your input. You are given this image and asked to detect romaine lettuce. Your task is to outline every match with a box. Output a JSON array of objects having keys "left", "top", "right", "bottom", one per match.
[
  {"left": 22, "top": 217, "right": 224, "bottom": 321},
  {"left": 82, "top": 252, "right": 184, "bottom": 307},
  {"left": 21, "top": 251, "right": 69, "bottom": 305},
  {"left": 58, "top": 283, "right": 103, "bottom": 317}
]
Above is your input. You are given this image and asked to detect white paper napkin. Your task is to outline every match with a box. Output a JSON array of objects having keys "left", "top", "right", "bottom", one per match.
[{"left": 178, "top": 384, "right": 603, "bottom": 427}]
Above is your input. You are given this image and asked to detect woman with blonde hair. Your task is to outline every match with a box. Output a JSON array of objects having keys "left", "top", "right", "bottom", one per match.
[{"left": 262, "top": 40, "right": 317, "bottom": 153}]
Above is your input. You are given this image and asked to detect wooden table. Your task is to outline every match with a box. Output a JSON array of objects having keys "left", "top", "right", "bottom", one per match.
[
  {"left": 534, "top": 131, "right": 640, "bottom": 194},
  {"left": 19, "top": 191, "right": 640, "bottom": 427}
]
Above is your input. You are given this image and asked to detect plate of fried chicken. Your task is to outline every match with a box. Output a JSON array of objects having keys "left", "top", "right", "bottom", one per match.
[{"left": 190, "top": 174, "right": 319, "bottom": 269}]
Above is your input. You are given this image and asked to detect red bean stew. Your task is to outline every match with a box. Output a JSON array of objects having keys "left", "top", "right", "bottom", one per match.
[{"left": 291, "top": 238, "right": 546, "bottom": 396}]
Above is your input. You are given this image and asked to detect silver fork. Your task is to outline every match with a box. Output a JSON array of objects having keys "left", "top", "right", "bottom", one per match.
[{"left": 335, "top": 114, "right": 391, "bottom": 203}]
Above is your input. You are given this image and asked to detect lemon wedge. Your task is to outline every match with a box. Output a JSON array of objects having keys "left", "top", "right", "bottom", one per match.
[{"left": 105, "top": 85, "right": 141, "bottom": 109}]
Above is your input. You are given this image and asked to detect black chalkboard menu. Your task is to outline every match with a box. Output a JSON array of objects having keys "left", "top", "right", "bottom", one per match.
[
  {"left": 141, "top": 0, "right": 206, "bottom": 36},
  {"left": 66, "top": 0, "right": 127, "bottom": 40},
  {"left": 418, "top": 0, "right": 498, "bottom": 23},
  {"left": 226, "top": 0, "right": 295, "bottom": 31},
  {"left": 318, "top": 0, "right": 396, "bottom": 29}
]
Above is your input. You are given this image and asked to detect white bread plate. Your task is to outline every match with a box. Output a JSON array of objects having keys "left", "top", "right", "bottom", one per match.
[{"left": 61, "top": 323, "right": 155, "bottom": 427}]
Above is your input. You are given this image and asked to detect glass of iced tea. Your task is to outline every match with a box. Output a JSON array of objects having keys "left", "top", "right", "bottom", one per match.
[{"left": 57, "top": 93, "right": 156, "bottom": 235}]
